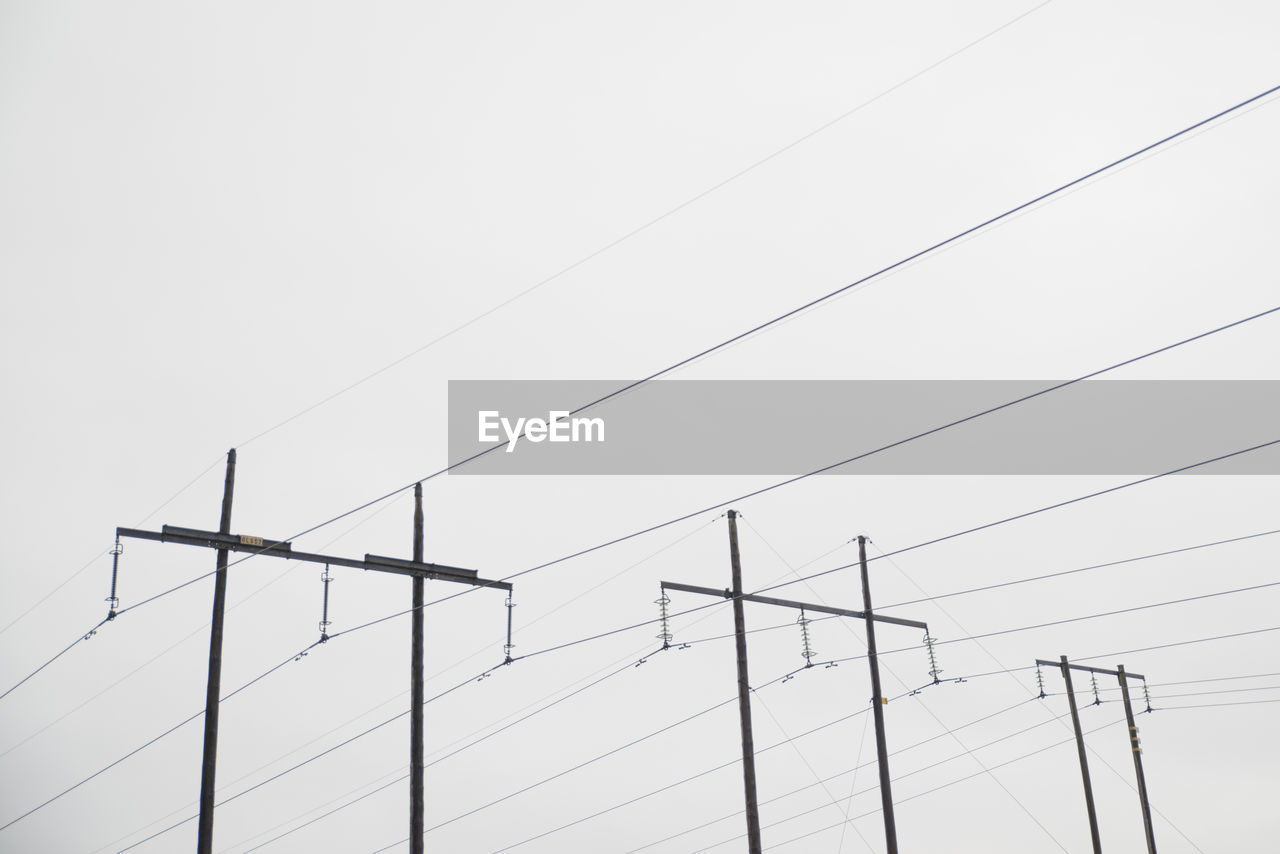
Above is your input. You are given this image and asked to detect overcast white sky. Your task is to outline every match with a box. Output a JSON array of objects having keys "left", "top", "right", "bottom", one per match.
[{"left": 2, "top": 2, "right": 1279, "bottom": 852}]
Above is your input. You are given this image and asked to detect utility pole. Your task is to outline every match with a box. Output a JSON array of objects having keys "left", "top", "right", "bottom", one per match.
[
  {"left": 857, "top": 534, "right": 898, "bottom": 854},
  {"left": 726, "top": 510, "right": 763, "bottom": 854},
  {"left": 410, "top": 484, "right": 425, "bottom": 854},
  {"left": 661, "top": 515, "right": 928, "bottom": 854},
  {"left": 1036, "top": 657, "right": 1156, "bottom": 854},
  {"left": 116, "top": 459, "right": 512, "bottom": 852},
  {"left": 1118, "top": 665, "right": 1157, "bottom": 854},
  {"left": 197, "top": 449, "right": 235, "bottom": 854},
  {"left": 1060, "top": 656, "right": 1101, "bottom": 854}
]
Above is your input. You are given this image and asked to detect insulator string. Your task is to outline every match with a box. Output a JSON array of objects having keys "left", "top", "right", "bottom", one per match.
[
  {"left": 655, "top": 592, "right": 672, "bottom": 650},
  {"left": 105, "top": 538, "right": 123, "bottom": 620},
  {"left": 318, "top": 565, "right": 333, "bottom": 642},
  {"left": 924, "top": 631, "right": 943, "bottom": 685},
  {"left": 504, "top": 595, "right": 516, "bottom": 663}
]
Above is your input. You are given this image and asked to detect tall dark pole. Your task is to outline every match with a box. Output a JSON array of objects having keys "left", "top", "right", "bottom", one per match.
[
  {"left": 726, "top": 510, "right": 763, "bottom": 854},
  {"left": 1118, "top": 665, "right": 1157, "bottom": 854},
  {"left": 410, "top": 483, "right": 425, "bottom": 854},
  {"left": 858, "top": 535, "right": 898, "bottom": 854},
  {"left": 196, "top": 449, "right": 236, "bottom": 854},
  {"left": 1062, "top": 655, "right": 1103, "bottom": 854}
]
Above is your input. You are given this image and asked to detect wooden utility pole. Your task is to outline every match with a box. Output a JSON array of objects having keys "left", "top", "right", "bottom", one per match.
[
  {"left": 857, "top": 534, "right": 898, "bottom": 854},
  {"left": 726, "top": 510, "right": 763, "bottom": 854},
  {"left": 197, "top": 449, "right": 236, "bottom": 854},
  {"left": 116, "top": 459, "right": 512, "bottom": 853},
  {"left": 410, "top": 484, "right": 425, "bottom": 854},
  {"left": 1059, "top": 656, "right": 1102, "bottom": 854},
  {"left": 661, "top": 515, "right": 927, "bottom": 854},
  {"left": 1118, "top": 665, "right": 1157, "bottom": 854}
]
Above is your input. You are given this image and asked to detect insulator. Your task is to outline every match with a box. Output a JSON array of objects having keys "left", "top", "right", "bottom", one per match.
[
  {"left": 655, "top": 593, "right": 672, "bottom": 649},
  {"left": 106, "top": 538, "right": 124, "bottom": 619},
  {"left": 317, "top": 565, "right": 333, "bottom": 641},
  {"left": 1090, "top": 674, "right": 1101, "bottom": 706},
  {"left": 504, "top": 596, "right": 516, "bottom": 662},
  {"left": 797, "top": 610, "right": 816, "bottom": 667},
  {"left": 923, "top": 632, "right": 943, "bottom": 685},
  {"left": 1035, "top": 665, "right": 1047, "bottom": 699}
]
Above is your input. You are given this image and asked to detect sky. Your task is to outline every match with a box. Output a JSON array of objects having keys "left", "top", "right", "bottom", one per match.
[{"left": 1, "top": 1, "right": 1279, "bottom": 852}]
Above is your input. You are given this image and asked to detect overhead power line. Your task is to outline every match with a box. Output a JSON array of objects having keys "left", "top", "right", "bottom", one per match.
[
  {"left": 0, "top": 639, "right": 321, "bottom": 835},
  {"left": 878, "top": 527, "right": 1280, "bottom": 610},
  {"left": 113, "top": 660, "right": 505, "bottom": 853},
  {"left": 0, "top": 617, "right": 108, "bottom": 704},
  {"left": 763, "top": 436, "right": 1280, "bottom": 595},
  {"left": 230, "top": 1, "right": 1055, "bottom": 455},
  {"left": 759, "top": 716, "right": 1127, "bottom": 852},
  {"left": 82, "top": 83, "right": 1280, "bottom": 641}
]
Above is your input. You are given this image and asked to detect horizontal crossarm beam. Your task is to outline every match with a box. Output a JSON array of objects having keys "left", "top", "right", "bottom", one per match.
[
  {"left": 117, "top": 525, "right": 512, "bottom": 591},
  {"left": 661, "top": 581, "right": 927, "bottom": 630},
  {"left": 1036, "top": 659, "right": 1145, "bottom": 682}
]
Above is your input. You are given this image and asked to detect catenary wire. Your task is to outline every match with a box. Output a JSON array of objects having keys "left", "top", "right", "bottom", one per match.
[
  {"left": 0, "top": 638, "right": 321, "bottom": 835},
  {"left": 113, "top": 660, "right": 505, "bottom": 852},
  {"left": 95, "top": 85, "right": 1280, "bottom": 632},
  {"left": 878, "top": 527, "right": 1280, "bottom": 610},
  {"left": 7, "top": 77, "right": 1274, "bottom": 759},
  {"left": 230, "top": 0, "right": 1054, "bottom": 454}
]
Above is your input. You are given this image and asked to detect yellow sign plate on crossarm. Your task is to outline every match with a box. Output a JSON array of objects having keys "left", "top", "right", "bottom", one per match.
[{"left": 240, "top": 535, "right": 264, "bottom": 547}]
